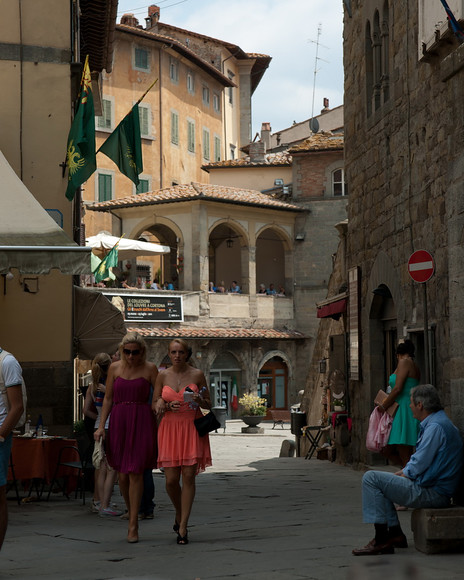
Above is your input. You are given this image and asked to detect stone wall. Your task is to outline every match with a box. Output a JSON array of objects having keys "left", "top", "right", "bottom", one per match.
[{"left": 344, "top": 2, "right": 464, "bottom": 465}]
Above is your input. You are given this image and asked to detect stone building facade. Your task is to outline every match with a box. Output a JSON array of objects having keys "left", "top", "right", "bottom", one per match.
[{"left": 343, "top": 0, "right": 464, "bottom": 466}]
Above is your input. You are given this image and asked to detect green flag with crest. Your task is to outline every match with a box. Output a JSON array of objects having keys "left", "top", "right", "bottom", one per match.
[
  {"left": 65, "top": 55, "right": 96, "bottom": 201},
  {"left": 98, "top": 104, "right": 143, "bottom": 186}
]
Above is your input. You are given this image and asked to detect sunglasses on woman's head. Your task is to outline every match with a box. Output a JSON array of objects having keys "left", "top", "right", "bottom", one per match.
[{"left": 123, "top": 348, "right": 141, "bottom": 356}]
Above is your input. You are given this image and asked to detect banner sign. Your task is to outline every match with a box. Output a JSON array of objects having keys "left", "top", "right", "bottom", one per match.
[{"left": 105, "top": 293, "right": 183, "bottom": 322}]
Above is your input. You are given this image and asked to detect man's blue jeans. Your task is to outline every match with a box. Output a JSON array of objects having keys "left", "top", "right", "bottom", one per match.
[{"left": 362, "top": 470, "right": 450, "bottom": 526}]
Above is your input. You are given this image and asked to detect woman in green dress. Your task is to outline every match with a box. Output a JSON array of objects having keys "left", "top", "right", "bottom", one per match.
[{"left": 379, "top": 339, "right": 421, "bottom": 467}]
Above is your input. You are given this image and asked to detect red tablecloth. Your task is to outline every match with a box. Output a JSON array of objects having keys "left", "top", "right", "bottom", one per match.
[{"left": 8, "top": 437, "right": 78, "bottom": 484}]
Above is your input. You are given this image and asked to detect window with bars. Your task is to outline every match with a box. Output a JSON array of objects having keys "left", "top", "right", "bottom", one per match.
[
  {"left": 134, "top": 47, "right": 149, "bottom": 71},
  {"left": 97, "top": 98, "right": 112, "bottom": 130},
  {"left": 171, "top": 111, "right": 179, "bottom": 145},
  {"left": 97, "top": 173, "right": 113, "bottom": 202},
  {"left": 187, "top": 120, "right": 195, "bottom": 153},
  {"left": 202, "top": 128, "right": 210, "bottom": 160}
]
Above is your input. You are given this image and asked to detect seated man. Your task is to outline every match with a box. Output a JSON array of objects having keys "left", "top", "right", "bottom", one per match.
[
  {"left": 266, "top": 283, "right": 277, "bottom": 295},
  {"left": 229, "top": 281, "right": 241, "bottom": 293},
  {"left": 353, "top": 384, "right": 463, "bottom": 556}
]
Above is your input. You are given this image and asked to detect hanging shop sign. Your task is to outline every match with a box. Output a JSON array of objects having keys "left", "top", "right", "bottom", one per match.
[{"left": 105, "top": 293, "right": 183, "bottom": 322}]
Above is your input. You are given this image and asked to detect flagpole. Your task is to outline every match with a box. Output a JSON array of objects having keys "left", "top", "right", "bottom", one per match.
[{"left": 136, "top": 78, "right": 158, "bottom": 105}]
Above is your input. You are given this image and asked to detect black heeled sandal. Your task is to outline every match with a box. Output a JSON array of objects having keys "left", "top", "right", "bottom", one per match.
[{"left": 177, "top": 530, "right": 189, "bottom": 545}]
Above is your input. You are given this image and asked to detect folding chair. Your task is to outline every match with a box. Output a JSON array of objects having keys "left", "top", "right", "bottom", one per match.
[{"left": 46, "top": 445, "right": 86, "bottom": 504}]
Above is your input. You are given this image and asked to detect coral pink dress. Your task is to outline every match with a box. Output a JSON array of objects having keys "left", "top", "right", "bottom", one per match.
[
  {"left": 157, "top": 384, "right": 212, "bottom": 474},
  {"left": 106, "top": 376, "right": 157, "bottom": 474}
]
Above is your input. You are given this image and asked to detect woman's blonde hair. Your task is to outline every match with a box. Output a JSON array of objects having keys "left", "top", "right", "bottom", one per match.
[
  {"left": 119, "top": 331, "right": 147, "bottom": 364},
  {"left": 91, "top": 353, "right": 112, "bottom": 395}
]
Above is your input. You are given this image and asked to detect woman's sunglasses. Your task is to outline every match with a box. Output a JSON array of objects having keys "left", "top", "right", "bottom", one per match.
[{"left": 123, "top": 348, "right": 141, "bottom": 356}]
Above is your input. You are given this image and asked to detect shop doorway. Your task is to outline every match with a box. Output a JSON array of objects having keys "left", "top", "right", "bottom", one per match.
[
  {"left": 209, "top": 351, "right": 241, "bottom": 418},
  {"left": 258, "top": 357, "right": 288, "bottom": 409}
]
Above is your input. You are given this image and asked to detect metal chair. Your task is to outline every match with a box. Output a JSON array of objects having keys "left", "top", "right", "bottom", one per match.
[{"left": 46, "top": 445, "right": 86, "bottom": 504}]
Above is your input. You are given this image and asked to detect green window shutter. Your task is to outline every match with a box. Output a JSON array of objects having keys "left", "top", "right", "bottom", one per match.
[
  {"left": 97, "top": 99, "right": 112, "bottom": 130},
  {"left": 171, "top": 112, "right": 179, "bottom": 145},
  {"left": 214, "top": 136, "right": 221, "bottom": 161},
  {"left": 139, "top": 106, "right": 149, "bottom": 137},
  {"left": 135, "top": 48, "right": 148, "bottom": 70},
  {"left": 136, "top": 179, "right": 150, "bottom": 194},
  {"left": 98, "top": 174, "right": 112, "bottom": 202},
  {"left": 203, "top": 129, "right": 210, "bottom": 160},
  {"left": 187, "top": 120, "right": 195, "bottom": 152}
]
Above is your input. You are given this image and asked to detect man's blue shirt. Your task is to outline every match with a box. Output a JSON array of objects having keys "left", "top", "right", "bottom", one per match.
[{"left": 403, "top": 410, "right": 463, "bottom": 497}]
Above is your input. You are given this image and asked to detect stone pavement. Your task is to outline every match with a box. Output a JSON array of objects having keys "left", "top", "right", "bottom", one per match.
[{"left": 2, "top": 421, "right": 463, "bottom": 579}]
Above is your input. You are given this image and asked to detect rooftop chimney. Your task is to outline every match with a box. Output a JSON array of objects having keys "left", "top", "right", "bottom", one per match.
[
  {"left": 146, "top": 5, "right": 160, "bottom": 29},
  {"left": 260, "top": 122, "right": 271, "bottom": 151},
  {"left": 321, "top": 97, "right": 330, "bottom": 114},
  {"left": 249, "top": 141, "right": 266, "bottom": 163},
  {"left": 120, "top": 13, "right": 140, "bottom": 28}
]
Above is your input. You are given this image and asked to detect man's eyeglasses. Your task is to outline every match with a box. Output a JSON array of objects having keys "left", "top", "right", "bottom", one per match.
[{"left": 123, "top": 348, "right": 141, "bottom": 356}]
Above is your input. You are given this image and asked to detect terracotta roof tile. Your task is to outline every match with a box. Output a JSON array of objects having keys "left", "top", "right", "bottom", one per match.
[
  {"left": 202, "top": 152, "right": 291, "bottom": 170},
  {"left": 127, "top": 326, "right": 306, "bottom": 340},
  {"left": 88, "top": 182, "right": 303, "bottom": 212},
  {"left": 288, "top": 132, "right": 344, "bottom": 153}
]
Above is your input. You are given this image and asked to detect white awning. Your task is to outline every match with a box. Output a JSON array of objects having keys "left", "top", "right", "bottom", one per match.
[
  {"left": 0, "top": 150, "right": 91, "bottom": 275},
  {"left": 86, "top": 232, "right": 170, "bottom": 260}
]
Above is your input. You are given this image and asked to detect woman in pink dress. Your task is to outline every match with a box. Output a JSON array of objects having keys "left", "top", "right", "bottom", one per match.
[
  {"left": 153, "top": 338, "right": 212, "bottom": 545},
  {"left": 95, "top": 332, "right": 158, "bottom": 544}
]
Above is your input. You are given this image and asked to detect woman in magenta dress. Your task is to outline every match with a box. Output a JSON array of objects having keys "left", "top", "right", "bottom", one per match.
[
  {"left": 95, "top": 332, "right": 158, "bottom": 543},
  {"left": 153, "top": 338, "right": 212, "bottom": 545}
]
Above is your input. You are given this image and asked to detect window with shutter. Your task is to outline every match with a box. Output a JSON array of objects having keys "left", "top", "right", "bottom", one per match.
[
  {"left": 139, "top": 105, "right": 150, "bottom": 137},
  {"left": 97, "top": 99, "right": 112, "bottom": 130},
  {"left": 134, "top": 48, "right": 149, "bottom": 71},
  {"left": 98, "top": 173, "right": 113, "bottom": 201},
  {"left": 171, "top": 111, "right": 179, "bottom": 145},
  {"left": 202, "top": 129, "right": 210, "bottom": 160},
  {"left": 187, "top": 120, "right": 195, "bottom": 153}
]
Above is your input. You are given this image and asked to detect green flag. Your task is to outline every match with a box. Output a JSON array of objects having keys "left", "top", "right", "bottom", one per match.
[
  {"left": 65, "top": 55, "right": 96, "bottom": 201},
  {"left": 98, "top": 104, "right": 143, "bottom": 186},
  {"left": 93, "top": 243, "right": 119, "bottom": 283}
]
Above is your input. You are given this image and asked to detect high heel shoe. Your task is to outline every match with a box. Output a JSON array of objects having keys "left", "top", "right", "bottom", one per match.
[
  {"left": 173, "top": 520, "right": 180, "bottom": 533},
  {"left": 177, "top": 530, "right": 189, "bottom": 545},
  {"left": 127, "top": 536, "right": 139, "bottom": 543}
]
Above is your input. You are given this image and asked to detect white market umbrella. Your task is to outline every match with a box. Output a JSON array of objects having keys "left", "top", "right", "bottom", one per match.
[{"left": 86, "top": 232, "right": 170, "bottom": 260}]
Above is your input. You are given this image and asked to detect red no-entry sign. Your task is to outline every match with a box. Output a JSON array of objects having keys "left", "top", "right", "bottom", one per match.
[{"left": 408, "top": 250, "right": 434, "bottom": 283}]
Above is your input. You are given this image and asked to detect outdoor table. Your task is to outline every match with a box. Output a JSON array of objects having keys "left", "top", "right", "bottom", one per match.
[{"left": 7, "top": 436, "right": 78, "bottom": 499}]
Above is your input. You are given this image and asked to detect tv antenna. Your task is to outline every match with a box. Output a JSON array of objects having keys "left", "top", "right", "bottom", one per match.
[{"left": 308, "top": 24, "right": 329, "bottom": 132}]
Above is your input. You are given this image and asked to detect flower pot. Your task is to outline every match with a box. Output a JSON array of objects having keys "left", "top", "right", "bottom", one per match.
[{"left": 241, "top": 415, "right": 263, "bottom": 427}]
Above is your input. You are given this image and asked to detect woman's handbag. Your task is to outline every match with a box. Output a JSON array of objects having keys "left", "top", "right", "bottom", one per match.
[
  {"left": 194, "top": 410, "right": 221, "bottom": 437},
  {"left": 92, "top": 439, "right": 104, "bottom": 469},
  {"left": 366, "top": 406, "right": 393, "bottom": 452},
  {"left": 374, "top": 389, "right": 399, "bottom": 417}
]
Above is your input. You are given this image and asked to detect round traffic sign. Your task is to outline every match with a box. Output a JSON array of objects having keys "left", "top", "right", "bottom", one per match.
[{"left": 408, "top": 250, "right": 434, "bottom": 283}]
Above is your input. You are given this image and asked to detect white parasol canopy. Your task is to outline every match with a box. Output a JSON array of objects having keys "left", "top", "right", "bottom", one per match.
[{"left": 86, "top": 232, "right": 170, "bottom": 260}]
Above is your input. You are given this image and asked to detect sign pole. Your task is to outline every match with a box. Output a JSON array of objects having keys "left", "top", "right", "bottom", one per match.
[
  {"left": 423, "top": 283, "right": 430, "bottom": 384},
  {"left": 408, "top": 250, "right": 434, "bottom": 384}
]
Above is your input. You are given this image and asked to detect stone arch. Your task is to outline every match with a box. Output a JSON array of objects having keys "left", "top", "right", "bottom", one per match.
[
  {"left": 209, "top": 219, "right": 249, "bottom": 293},
  {"left": 256, "top": 225, "right": 293, "bottom": 295},
  {"left": 365, "top": 251, "right": 402, "bottom": 404},
  {"left": 128, "top": 216, "right": 184, "bottom": 289}
]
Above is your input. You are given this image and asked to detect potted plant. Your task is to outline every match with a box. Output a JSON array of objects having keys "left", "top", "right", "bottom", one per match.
[
  {"left": 333, "top": 398, "right": 346, "bottom": 412},
  {"left": 239, "top": 393, "right": 267, "bottom": 427}
]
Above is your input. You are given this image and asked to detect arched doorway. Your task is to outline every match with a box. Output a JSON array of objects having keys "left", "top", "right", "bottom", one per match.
[
  {"left": 209, "top": 351, "right": 242, "bottom": 418},
  {"left": 258, "top": 356, "right": 288, "bottom": 410},
  {"left": 370, "top": 284, "right": 397, "bottom": 385}
]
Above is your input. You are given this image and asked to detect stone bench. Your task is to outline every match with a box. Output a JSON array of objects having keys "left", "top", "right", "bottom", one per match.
[{"left": 411, "top": 507, "right": 464, "bottom": 554}]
